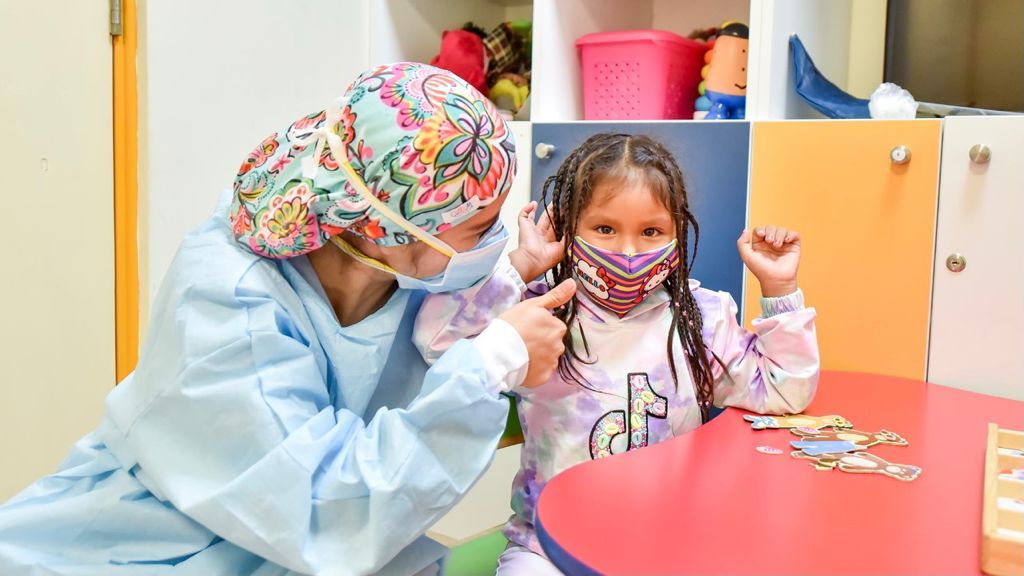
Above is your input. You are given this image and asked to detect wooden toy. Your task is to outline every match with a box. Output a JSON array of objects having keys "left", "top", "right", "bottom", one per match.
[
  {"left": 789, "top": 428, "right": 908, "bottom": 456},
  {"left": 791, "top": 451, "right": 922, "bottom": 481},
  {"left": 744, "top": 413, "right": 852, "bottom": 431},
  {"left": 982, "top": 423, "right": 1024, "bottom": 576}
]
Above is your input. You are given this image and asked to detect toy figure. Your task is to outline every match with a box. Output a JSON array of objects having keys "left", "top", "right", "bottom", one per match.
[{"left": 704, "top": 22, "right": 748, "bottom": 119}]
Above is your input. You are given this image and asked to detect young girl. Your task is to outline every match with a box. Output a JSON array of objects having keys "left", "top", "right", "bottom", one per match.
[{"left": 414, "top": 133, "right": 819, "bottom": 575}]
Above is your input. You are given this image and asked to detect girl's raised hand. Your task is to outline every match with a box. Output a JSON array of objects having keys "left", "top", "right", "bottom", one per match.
[
  {"left": 737, "top": 226, "right": 801, "bottom": 297},
  {"left": 509, "top": 201, "right": 565, "bottom": 282}
]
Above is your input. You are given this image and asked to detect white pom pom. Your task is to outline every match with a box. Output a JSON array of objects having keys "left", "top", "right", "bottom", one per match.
[{"left": 869, "top": 82, "right": 919, "bottom": 119}]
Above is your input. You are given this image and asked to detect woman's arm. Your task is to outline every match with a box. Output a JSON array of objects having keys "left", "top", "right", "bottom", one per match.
[{"left": 104, "top": 284, "right": 526, "bottom": 576}]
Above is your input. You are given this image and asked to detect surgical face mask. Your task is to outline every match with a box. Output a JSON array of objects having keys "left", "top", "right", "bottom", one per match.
[
  {"left": 330, "top": 220, "right": 508, "bottom": 293},
  {"left": 294, "top": 108, "right": 508, "bottom": 293},
  {"left": 569, "top": 236, "right": 680, "bottom": 317}
]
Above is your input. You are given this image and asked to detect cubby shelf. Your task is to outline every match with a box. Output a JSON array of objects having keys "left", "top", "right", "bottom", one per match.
[{"left": 368, "top": 0, "right": 886, "bottom": 122}]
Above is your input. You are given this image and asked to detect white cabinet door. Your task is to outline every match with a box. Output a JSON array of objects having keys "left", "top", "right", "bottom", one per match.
[
  {"left": 929, "top": 116, "right": 1024, "bottom": 400},
  {"left": 0, "top": 0, "right": 115, "bottom": 500}
]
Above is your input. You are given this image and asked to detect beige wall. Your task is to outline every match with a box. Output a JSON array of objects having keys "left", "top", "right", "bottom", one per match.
[
  {"left": 0, "top": 0, "right": 115, "bottom": 500},
  {"left": 848, "top": 0, "right": 888, "bottom": 97}
]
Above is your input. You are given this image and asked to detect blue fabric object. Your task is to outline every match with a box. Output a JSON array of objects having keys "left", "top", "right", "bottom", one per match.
[
  {"left": 790, "top": 35, "right": 870, "bottom": 119},
  {"left": 0, "top": 203, "right": 511, "bottom": 575}
]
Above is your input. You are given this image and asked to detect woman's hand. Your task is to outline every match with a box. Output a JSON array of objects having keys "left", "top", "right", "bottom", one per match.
[
  {"left": 498, "top": 279, "right": 576, "bottom": 388},
  {"left": 737, "top": 226, "right": 801, "bottom": 297},
  {"left": 509, "top": 201, "right": 564, "bottom": 283}
]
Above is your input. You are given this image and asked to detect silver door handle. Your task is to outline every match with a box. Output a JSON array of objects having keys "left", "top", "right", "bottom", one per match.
[
  {"left": 535, "top": 143, "right": 555, "bottom": 159},
  {"left": 969, "top": 144, "right": 991, "bottom": 164}
]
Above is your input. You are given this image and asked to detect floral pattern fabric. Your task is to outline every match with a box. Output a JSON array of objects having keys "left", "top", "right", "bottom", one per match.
[{"left": 230, "top": 62, "right": 518, "bottom": 259}]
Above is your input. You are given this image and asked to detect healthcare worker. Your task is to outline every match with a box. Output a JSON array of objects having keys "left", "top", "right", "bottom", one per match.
[{"left": 0, "top": 62, "right": 574, "bottom": 576}]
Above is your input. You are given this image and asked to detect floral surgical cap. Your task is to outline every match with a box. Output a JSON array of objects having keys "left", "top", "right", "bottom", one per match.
[{"left": 229, "top": 61, "right": 517, "bottom": 259}]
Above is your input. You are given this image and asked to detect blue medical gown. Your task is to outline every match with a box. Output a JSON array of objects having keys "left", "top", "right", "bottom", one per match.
[{"left": 0, "top": 207, "right": 512, "bottom": 575}]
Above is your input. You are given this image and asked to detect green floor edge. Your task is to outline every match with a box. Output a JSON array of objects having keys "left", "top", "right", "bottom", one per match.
[{"left": 445, "top": 530, "right": 507, "bottom": 576}]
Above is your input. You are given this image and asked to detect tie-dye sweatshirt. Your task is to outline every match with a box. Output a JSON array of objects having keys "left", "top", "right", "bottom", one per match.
[{"left": 413, "top": 257, "right": 819, "bottom": 556}]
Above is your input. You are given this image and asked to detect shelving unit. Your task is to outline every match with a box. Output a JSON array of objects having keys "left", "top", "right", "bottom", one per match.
[
  {"left": 370, "top": 0, "right": 532, "bottom": 66},
  {"left": 532, "top": 0, "right": 749, "bottom": 121},
  {"left": 366, "top": 0, "right": 885, "bottom": 122}
]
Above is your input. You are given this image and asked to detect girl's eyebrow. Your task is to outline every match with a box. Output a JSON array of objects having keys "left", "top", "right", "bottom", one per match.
[
  {"left": 585, "top": 211, "right": 673, "bottom": 227},
  {"left": 644, "top": 217, "right": 675, "bottom": 227}
]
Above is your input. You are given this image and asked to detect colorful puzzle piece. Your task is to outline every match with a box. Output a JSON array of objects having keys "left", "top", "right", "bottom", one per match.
[
  {"left": 743, "top": 414, "right": 853, "bottom": 431},
  {"left": 791, "top": 451, "right": 922, "bottom": 481},
  {"left": 790, "top": 440, "right": 861, "bottom": 456},
  {"left": 789, "top": 428, "right": 908, "bottom": 456}
]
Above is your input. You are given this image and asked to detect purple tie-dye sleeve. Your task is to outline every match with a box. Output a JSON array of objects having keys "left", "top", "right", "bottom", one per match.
[
  {"left": 413, "top": 255, "right": 529, "bottom": 364},
  {"left": 697, "top": 288, "right": 820, "bottom": 415}
]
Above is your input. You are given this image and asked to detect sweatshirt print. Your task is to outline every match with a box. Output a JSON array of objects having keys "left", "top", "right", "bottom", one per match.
[{"left": 413, "top": 257, "right": 820, "bottom": 555}]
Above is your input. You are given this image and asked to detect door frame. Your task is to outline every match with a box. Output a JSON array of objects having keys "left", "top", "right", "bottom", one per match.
[{"left": 113, "top": 0, "right": 139, "bottom": 381}]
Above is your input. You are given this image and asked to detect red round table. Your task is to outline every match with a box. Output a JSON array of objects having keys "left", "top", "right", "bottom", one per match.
[{"left": 535, "top": 371, "right": 1024, "bottom": 575}]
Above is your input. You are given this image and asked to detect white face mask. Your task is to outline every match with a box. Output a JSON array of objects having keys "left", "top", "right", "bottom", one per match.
[
  {"left": 330, "top": 219, "right": 509, "bottom": 293},
  {"left": 293, "top": 106, "right": 508, "bottom": 293}
]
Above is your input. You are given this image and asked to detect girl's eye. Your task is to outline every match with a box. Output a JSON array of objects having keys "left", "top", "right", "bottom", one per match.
[
  {"left": 596, "top": 225, "right": 614, "bottom": 235},
  {"left": 642, "top": 228, "right": 661, "bottom": 237}
]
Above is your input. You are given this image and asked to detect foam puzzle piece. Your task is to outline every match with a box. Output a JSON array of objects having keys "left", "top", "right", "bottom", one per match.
[
  {"left": 789, "top": 428, "right": 908, "bottom": 456},
  {"left": 792, "top": 451, "right": 922, "bottom": 481},
  {"left": 743, "top": 414, "right": 853, "bottom": 431}
]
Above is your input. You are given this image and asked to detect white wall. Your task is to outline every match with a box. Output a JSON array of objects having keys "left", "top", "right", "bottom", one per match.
[
  {"left": 747, "top": 0, "right": 855, "bottom": 119},
  {"left": 531, "top": 0, "right": 654, "bottom": 121},
  {"left": 139, "top": 0, "right": 371, "bottom": 315}
]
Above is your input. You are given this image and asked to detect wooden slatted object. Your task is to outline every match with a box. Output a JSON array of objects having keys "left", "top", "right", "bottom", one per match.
[{"left": 982, "top": 423, "right": 1024, "bottom": 576}]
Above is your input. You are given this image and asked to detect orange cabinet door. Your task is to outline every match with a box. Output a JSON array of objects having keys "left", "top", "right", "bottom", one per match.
[{"left": 746, "top": 121, "right": 941, "bottom": 380}]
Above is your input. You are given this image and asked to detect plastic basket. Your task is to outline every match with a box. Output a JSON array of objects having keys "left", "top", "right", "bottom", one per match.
[{"left": 576, "top": 29, "right": 707, "bottom": 120}]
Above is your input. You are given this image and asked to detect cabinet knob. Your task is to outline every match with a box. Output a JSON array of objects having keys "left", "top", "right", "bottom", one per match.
[
  {"left": 890, "top": 145, "right": 912, "bottom": 165},
  {"left": 535, "top": 143, "right": 556, "bottom": 160},
  {"left": 946, "top": 253, "right": 967, "bottom": 273},
  {"left": 969, "top": 144, "right": 991, "bottom": 164}
]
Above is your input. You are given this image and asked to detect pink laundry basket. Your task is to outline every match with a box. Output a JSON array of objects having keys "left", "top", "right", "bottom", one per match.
[{"left": 576, "top": 29, "right": 708, "bottom": 120}]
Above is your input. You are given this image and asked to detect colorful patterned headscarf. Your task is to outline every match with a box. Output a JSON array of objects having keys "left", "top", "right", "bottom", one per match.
[{"left": 229, "top": 62, "right": 517, "bottom": 259}]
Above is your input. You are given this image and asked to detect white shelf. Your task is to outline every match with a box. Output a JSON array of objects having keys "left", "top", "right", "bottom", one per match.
[
  {"left": 529, "top": 0, "right": 885, "bottom": 122},
  {"left": 370, "top": 0, "right": 532, "bottom": 67},
  {"left": 368, "top": 0, "right": 885, "bottom": 122}
]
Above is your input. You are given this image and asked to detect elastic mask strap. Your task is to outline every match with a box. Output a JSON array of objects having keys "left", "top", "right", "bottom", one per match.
[
  {"left": 329, "top": 235, "right": 401, "bottom": 275},
  {"left": 290, "top": 101, "right": 456, "bottom": 259}
]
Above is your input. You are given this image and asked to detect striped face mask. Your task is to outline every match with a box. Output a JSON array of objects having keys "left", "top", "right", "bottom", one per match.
[{"left": 569, "top": 236, "right": 680, "bottom": 317}]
